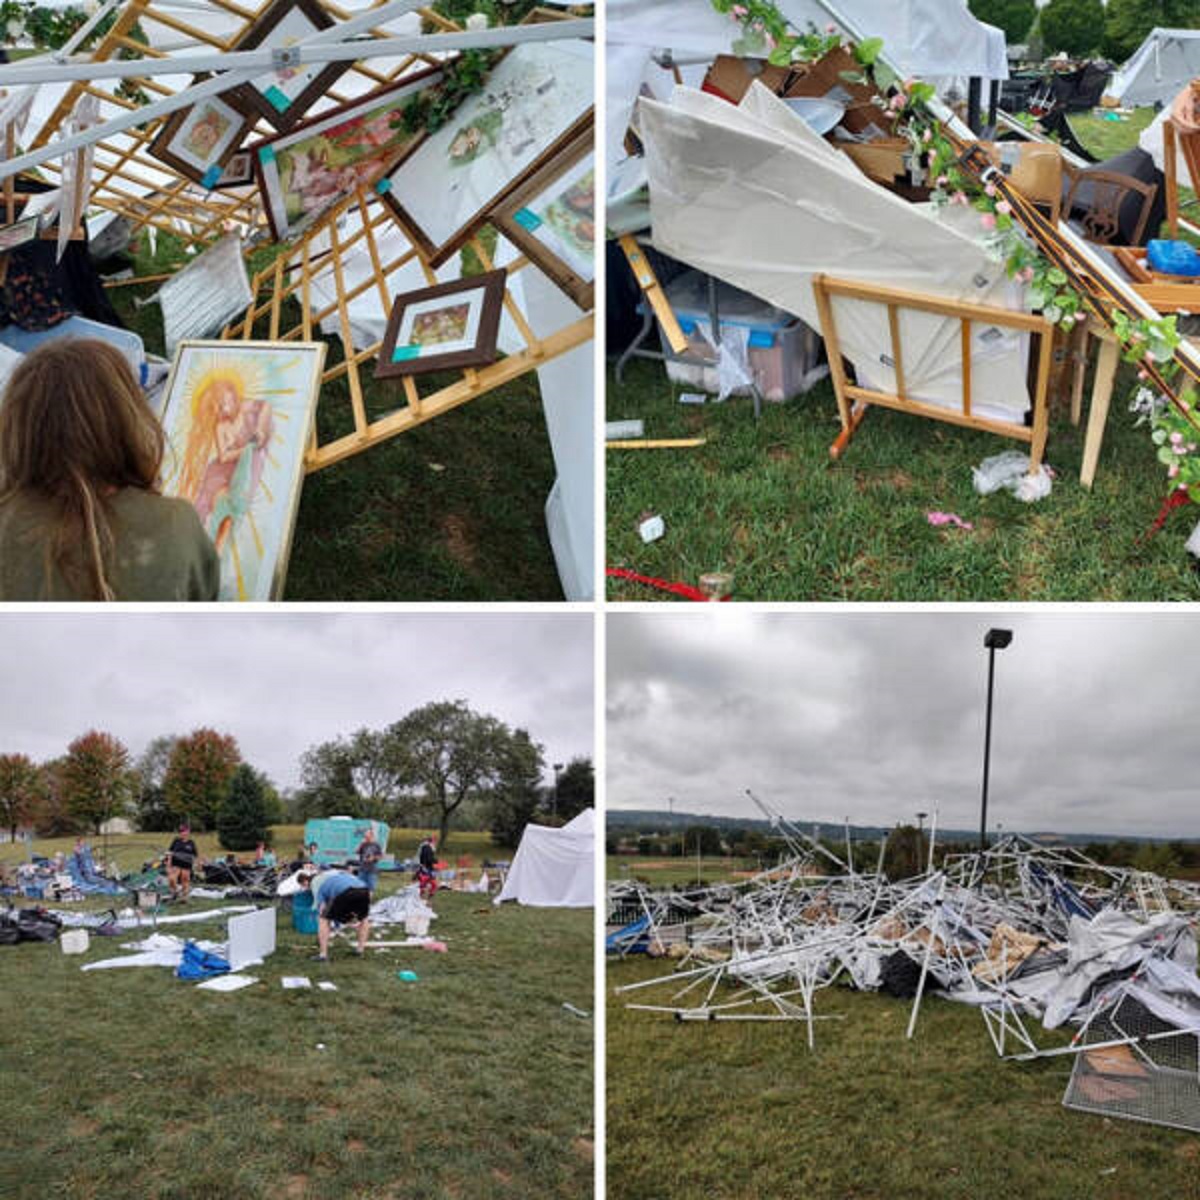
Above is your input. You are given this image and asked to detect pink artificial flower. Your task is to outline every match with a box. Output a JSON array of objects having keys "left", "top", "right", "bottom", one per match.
[
  {"left": 765, "top": 32, "right": 776, "bottom": 50},
  {"left": 826, "top": 23, "right": 837, "bottom": 33},
  {"left": 985, "top": 181, "right": 997, "bottom": 198},
  {"left": 1189, "top": 444, "right": 1197, "bottom": 452},
  {"left": 1169, "top": 464, "right": 1181, "bottom": 478},
  {"left": 731, "top": 4, "right": 747, "bottom": 16},
  {"left": 923, "top": 129, "right": 932, "bottom": 144},
  {"left": 980, "top": 212, "right": 997, "bottom": 231},
  {"left": 1170, "top": 431, "right": 1184, "bottom": 445},
  {"left": 889, "top": 94, "right": 905, "bottom": 111},
  {"left": 1020, "top": 267, "right": 1035, "bottom": 283},
  {"left": 936, "top": 174, "right": 949, "bottom": 187},
  {"left": 1137, "top": 369, "right": 1149, "bottom": 380},
  {"left": 951, "top": 191, "right": 969, "bottom": 206},
  {"left": 996, "top": 200, "right": 1012, "bottom": 216}
]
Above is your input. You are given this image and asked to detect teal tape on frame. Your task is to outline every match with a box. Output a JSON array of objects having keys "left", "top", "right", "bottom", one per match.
[
  {"left": 375, "top": 176, "right": 393, "bottom": 195},
  {"left": 259, "top": 145, "right": 276, "bottom": 164},
  {"left": 513, "top": 207, "right": 542, "bottom": 231},
  {"left": 200, "top": 164, "right": 222, "bottom": 189},
  {"left": 392, "top": 345, "right": 421, "bottom": 363},
  {"left": 264, "top": 85, "right": 291, "bottom": 113}
]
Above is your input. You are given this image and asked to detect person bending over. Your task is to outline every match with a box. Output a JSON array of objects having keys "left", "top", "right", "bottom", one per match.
[
  {"left": 302, "top": 867, "right": 371, "bottom": 963},
  {"left": 166, "top": 823, "right": 200, "bottom": 902},
  {"left": 0, "top": 338, "right": 219, "bottom": 600}
]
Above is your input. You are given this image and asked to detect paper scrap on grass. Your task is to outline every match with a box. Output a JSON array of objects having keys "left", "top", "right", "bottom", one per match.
[
  {"left": 197, "top": 974, "right": 259, "bottom": 992},
  {"left": 317, "top": 981, "right": 338, "bottom": 991},
  {"left": 281, "top": 976, "right": 312, "bottom": 989}
]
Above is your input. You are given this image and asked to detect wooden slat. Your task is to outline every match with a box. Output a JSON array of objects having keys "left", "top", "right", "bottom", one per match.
[
  {"left": 887, "top": 303, "right": 905, "bottom": 400},
  {"left": 961, "top": 319, "right": 971, "bottom": 417}
]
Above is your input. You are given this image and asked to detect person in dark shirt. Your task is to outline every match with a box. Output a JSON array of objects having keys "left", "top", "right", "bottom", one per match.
[
  {"left": 166, "top": 823, "right": 200, "bottom": 902},
  {"left": 416, "top": 835, "right": 438, "bottom": 901},
  {"left": 355, "top": 827, "right": 383, "bottom": 893}
]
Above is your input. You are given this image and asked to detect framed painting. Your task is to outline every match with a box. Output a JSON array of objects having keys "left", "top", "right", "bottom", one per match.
[
  {"left": 158, "top": 339, "right": 327, "bottom": 601},
  {"left": 378, "top": 39, "right": 593, "bottom": 267},
  {"left": 253, "top": 65, "right": 444, "bottom": 242},
  {"left": 375, "top": 269, "right": 506, "bottom": 379},
  {"left": 226, "top": 0, "right": 350, "bottom": 132},
  {"left": 492, "top": 126, "right": 594, "bottom": 310},
  {"left": 148, "top": 90, "right": 256, "bottom": 188},
  {"left": 0, "top": 213, "right": 40, "bottom": 254},
  {"left": 211, "top": 150, "right": 255, "bottom": 190}
]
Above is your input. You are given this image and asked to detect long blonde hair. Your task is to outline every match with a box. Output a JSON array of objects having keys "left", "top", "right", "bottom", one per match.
[{"left": 0, "top": 338, "right": 164, "bottom": 600}]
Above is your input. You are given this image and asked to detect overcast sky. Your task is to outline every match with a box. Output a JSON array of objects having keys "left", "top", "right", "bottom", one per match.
[
  {"left": 608, "top": 610, "right": 1198, "bottom": 839},
  {"left": 0, "top": 612, "right": 593, "bottom": 789}
]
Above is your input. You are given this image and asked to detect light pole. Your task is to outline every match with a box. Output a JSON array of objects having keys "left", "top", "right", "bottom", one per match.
[
  {"left": 916, "top": 811, "right": 928, "bottom": 876},
  {"left": 980, "top": 628, "right": 1013, "bottom": 853},
  {"left": 552, "top": 762, "right": 563, "bottom": 819}
]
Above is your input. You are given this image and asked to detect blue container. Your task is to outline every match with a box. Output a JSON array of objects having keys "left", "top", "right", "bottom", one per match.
[
  {"left": 292, "top": 891, "right": 319, "bottom": 936},
  {"left": 1147, "top": 239, "right": 1200, "bottom": 278}
]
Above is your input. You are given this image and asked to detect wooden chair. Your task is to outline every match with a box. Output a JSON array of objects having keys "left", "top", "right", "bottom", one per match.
[{"left": 1062, "top": 163, "right": 1158, "bottom": 247}]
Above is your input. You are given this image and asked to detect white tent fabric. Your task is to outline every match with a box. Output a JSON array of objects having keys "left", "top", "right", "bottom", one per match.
[
  {"left": 1107, "top": 28, "right": 1200, "bottom": 109},
  {"left": 640, "top": 83, "right": 1032, "bottom": 419},
  {"left": 494, "top": 807, "right": 594, "bottom": 908}
]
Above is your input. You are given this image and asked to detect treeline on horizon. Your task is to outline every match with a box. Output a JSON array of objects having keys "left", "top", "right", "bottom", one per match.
[{"left": 0, "top": 699, "right": 593, "bottom": 854}]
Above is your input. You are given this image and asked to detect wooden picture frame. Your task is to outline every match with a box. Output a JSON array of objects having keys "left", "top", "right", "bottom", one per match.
[
  {"left": 378, "top": 39, "right": 593, "bottom": 267},
  {"left": 225, "top": 0, "right": 351, "bottom": 132},
  {"left": 211, "top": 150, "right": 255, "bottom": 190},
  {"left": 252, "top": 65, "right": 444, "bottom": 242},
  {"left": 158, "top": 339, "right": 327, "bottom": 601},
  {"left": 148, "top": 87, "right": 256, "bottom": 188},
  {"left": 492, "top": 124, "right": 594, "bottom": 310},
  {"left": 375, "top": 269, "right": 507, "bottom": 379}
]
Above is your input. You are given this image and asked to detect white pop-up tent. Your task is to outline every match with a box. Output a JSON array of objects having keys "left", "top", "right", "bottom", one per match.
[
  {"left": 1107, "top": 28, "right": 1200, "bottom": 109},
  {"left": 639, "top": 84, "right": 1032, "bottom": 423},
  {"left": 495, "top": 808, "right": 594, "bottom": 908}
]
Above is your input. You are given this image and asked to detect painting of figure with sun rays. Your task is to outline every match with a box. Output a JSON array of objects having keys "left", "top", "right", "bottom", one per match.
[{"left": 159, "top": 340, "right": 326, "bottom": 601}]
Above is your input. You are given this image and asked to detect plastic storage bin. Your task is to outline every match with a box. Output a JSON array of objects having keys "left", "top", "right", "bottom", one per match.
[
  {"left": 60, "top": 929, "right": 89, "bottom": 955},
  {"left": 292, "top": 891, "right": 319, "bottom": 936},
  {"left": 656, "top": 270, "right": 821, "bottom": 402}
]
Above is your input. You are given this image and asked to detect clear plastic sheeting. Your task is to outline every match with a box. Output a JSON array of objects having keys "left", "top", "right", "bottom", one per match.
[
  {"left": 639, "top": 83, "right": 1033, "bottom": 418},
  {"left": 972, "top": 451, "right": 1054, "bottom": 502}
]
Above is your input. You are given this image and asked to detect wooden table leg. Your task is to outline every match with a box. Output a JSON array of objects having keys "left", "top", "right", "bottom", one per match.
[{"left": 1081, "top": 335, "right": 1121, "bottom": 490}]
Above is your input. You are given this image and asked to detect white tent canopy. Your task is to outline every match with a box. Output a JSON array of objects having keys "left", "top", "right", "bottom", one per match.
[
  {"left": 495, "top": 808, "right": 594, "bottom": 908},
  {"left": 1107, "top": 28, "right": 1200, "bottom": 109},
  {"left": 640, "top": 84, "right": 1032, "bottom": 421}
]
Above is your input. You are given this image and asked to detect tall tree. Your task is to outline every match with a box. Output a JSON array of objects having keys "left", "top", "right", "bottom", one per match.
[
  {"left": 0, "top": 753, "right": 42, "bottom": 842},
  {"left": 1102, "top": 0, "right": 1200, "bottom": 62},
  {"left": 163, "top": 729, "right": 241, "bottom": 831},
  {"left": 552, "top": 757, "right": 594, "bottom": 823},
  {"left": 488, "top": 727, "right": 546, "bottom": 848},
  {"left": 28, "top": 757, "right": 82, "bottom": 837},
  {"left": 134, "top": 734, "right": 179, "bottom": 832},
  {"left": 60, "top": 731, "right": 134, "bottom": 834},
  {"left": 386, "top": 700, "right": 536, "bottom": 852},
  {"left": 217, "top": 765, "right": 272, "bottom": 851},
  {"left": 968, "top": 0, "right": 1037, "bottom": 42},
  {"left": 296, "top": 736, "right": 366, "bottom": 819},
  {"left": 1039, "top": 0, "right": 1106, "bottom": 56}
]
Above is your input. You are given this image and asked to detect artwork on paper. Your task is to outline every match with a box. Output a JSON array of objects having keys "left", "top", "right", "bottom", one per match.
[
  {"left": 213, "top": 151, "right": 254, "bottom": 189},
  {"left": 254, "top": 67, "right": 442, "bottom": 241},
  {"left": 376, "top": 269, "right": 506, "bottom": 379},
  {"left": 228, "top": 0, "right": 350, "bottom": 131},
  {"left": 159, "top": 341, "right": 326, "bottom": 601},
  {"left": 380, "top": 40, "right": 593, "bottom": 265},
  {"left": 148, "top": 92, "right": 253, "bottom": 187},
  {"left": 494, "top": 133, "right": 594, "bottom": 309},
  {"left": 0, "top": 213, "right": 39, "bottom": 254}
]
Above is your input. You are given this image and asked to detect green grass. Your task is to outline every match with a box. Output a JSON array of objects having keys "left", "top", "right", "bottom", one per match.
[
  {"left": 1, "top": 827, "right": 509, "bottom": 875},
  {"left": 607, "top": 856, "right": 761, "bottom": 885},
  {"left": 607, "top": 956, "right": 1200, "bottom": 1200},
  {"left": 1070, "top": 107, "right": 1157, "bottom": 163},
  {"left": 0, "top": 882, "right": 592, "bottom": 1200},
  {"left": 109, "top": 234, "right": 563, "bottom": 600},
  {"left": 606, "top": 360, "right": 1200, "bottom": 601}
]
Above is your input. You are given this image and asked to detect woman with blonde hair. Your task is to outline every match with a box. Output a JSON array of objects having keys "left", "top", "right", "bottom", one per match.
[{"left": 0, "top": 337, "right": 219, "bottom": 600}]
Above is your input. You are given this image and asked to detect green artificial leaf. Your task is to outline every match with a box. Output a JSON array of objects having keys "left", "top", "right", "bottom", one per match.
[
  {"left": 839, "top": 70, "right": 868, "bottom": 86},
  {"left": 1152, "top": 428, "right": 1168, "bottom": 445},
  {"left": 1158, "top": 446, "right": 1177, "bottom": 465},
  {"left": 854, "top": 36, "right": 884, "bottom": 66},
  {"left": 767, "top": 44, "right": 793, "bottom": 66},
  {"left": 1047, "top": 267, "right": 1067, "bottom": 287}
]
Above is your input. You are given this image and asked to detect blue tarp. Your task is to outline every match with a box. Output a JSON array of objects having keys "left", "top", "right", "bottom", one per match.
[
  {"left": 176, "top": 941, "right": 231, "bottom": 981},
  {"left": 606, "top": 915, "right": 651, "bottom": 954},
  {"left": 68, "top": 846, "right": 124, "bottom": 894}
]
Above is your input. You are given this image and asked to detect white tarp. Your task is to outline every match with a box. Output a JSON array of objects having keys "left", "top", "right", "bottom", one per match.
[
  {"left": 495, "top": 807, "right": 594, "bottom": 908},
  {"left": 640, "top": 83, "right": 1032, "bottom": 419},
  {"left": 1107, "top": 28, "right": 1200, "bottom": 109}
]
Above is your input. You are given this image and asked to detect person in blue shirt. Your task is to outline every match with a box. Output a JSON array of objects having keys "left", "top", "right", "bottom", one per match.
[{"left": 300, "top": 867, "right": 371, "bottom": 962}]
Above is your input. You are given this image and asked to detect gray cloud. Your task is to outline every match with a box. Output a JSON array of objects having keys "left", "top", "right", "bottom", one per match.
[
  {"left": 0, "top": 612, "right": 593, "bottom": 789},
  {"left": 607, "top": 611, "right": 1199, "bottom": 839}
]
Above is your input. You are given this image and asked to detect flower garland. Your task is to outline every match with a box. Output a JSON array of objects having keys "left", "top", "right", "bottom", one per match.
[{"left": 710, "top": 0, "right": 1200, "bottom": 505}]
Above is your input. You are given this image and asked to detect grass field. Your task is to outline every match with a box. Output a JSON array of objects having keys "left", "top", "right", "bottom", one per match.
[
  {"left": 0, "top": 876, "right": 592, "bottom": 1200},
  {"left": 108, "top": 235, "right": 564, "bottom": 601},
  {"left": 607, "top": 955, "right": 1200, "bottom": 1200},
  {"left": 606, "top": 107, "right": 1200, "bottom": 602},
  {"left": 608, "top": 856, "right": 762, "bottom": 886}
]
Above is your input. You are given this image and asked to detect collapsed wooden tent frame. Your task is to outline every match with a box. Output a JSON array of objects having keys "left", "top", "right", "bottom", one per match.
[{"left": 0, "top": 0, "right": 595, "bottom": 473}]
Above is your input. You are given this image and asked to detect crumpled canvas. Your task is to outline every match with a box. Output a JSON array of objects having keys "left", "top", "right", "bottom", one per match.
[{"left": 972, "top": 450, "right": 1053, "bottom": 502}]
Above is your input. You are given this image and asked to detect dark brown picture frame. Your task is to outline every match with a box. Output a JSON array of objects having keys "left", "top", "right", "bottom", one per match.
[
  {"left": 147, "top": 86, "right": 256, "bottom": 187},
  {"left": 375, "top": 269, "right": 507, "bottom": 379},
  {"left": 377, "top": 41, "right": 594, "bottom": 269},
  {"left": 225, "top": 0, "right": 351, "bottom": 132},
  {"left": 491, "top": 123, "right": 594, "bottom": 311},
  {"left": 211, "top": 150, "right": 255, "bottom": 190}
]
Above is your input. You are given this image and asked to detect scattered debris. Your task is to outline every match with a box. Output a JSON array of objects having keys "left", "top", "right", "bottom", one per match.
[
  {"left": 927, "top": 511, "right": 975, "bottom": 531},
  {"left": 638, "top": 513, "right": 665, "bottom": 543},
  {"left": 606, "top": 419, "right": 646, "bottom": 439}
]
